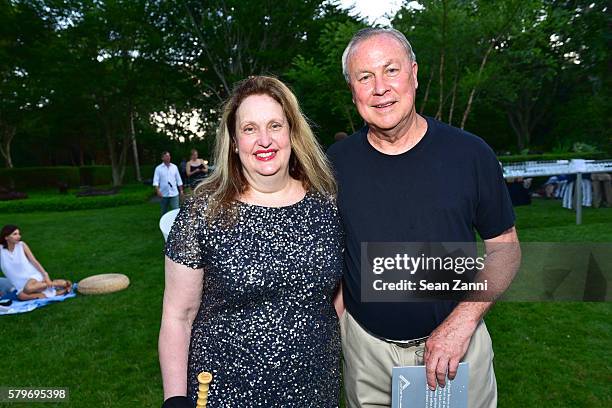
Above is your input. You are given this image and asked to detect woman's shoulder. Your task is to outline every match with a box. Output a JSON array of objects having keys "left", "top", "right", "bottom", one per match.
[
  {"left": 181, "top": 193, "right": 211, "bottom": 214},
  {"left": 307, "top": 190, "right": 338, "bottom": 211}
]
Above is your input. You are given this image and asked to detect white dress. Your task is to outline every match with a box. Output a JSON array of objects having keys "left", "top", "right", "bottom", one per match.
[{"left": 0, "top": 242, "right": 56, "bottom": 297}]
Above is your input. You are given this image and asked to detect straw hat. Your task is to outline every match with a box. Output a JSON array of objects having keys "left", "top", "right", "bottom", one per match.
[{"left": 77, "top": 273, "right": 130, "bottom": 295}]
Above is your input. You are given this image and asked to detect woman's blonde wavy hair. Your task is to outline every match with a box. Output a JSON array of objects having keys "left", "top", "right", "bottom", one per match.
[{"left": 194, "top": 75, "right": 336, "bottom": 222}]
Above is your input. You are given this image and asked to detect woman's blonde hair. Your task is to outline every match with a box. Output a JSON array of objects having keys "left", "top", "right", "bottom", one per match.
[{"left": 195, "top": 75, "right": 336, "bottom": 222}]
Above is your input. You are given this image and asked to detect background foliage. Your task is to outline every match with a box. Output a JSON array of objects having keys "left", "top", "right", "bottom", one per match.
[{"left": 0, "top": 0, "right": 609, "bottom": 186}]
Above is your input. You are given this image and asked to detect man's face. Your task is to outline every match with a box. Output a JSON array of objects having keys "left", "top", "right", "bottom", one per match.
[
  {"left": 347, "top": 34, "right": 418, "bottom": 132},
  {"left": 162, "top": 153, "right": 171, "bottom": 164}
]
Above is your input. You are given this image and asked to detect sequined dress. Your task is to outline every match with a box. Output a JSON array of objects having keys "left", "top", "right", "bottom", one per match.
[{"left": 164, "top": 191, "right": 344, "bottom": 407}]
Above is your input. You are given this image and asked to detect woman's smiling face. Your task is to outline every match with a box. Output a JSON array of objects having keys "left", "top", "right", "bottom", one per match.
[{"left": 234, "top": 93, "right": 292, "bottom": 182}]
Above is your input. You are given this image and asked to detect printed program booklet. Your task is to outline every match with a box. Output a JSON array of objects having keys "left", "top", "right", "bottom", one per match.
[{"left": 392, "top": 362, "right": 469, "bottom": 408}]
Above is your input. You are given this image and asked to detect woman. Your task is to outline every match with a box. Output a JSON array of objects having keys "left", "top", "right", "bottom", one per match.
[
  {"left": 0, "top": 225, "right": 72, "bottom": 300},
  {"left": 159, "top": 76, "right": 344, "bottom": 408},
  {"left": 185, "top": 149, "right": 208, "bottom": 190}
]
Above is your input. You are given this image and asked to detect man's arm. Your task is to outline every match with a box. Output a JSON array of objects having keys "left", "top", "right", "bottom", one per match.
[
  {"left": 153, "top": 167, "right": 162, "bottom": 197},
  {"left": 424, "top": 226, "right": 520, "bottom": 390}
]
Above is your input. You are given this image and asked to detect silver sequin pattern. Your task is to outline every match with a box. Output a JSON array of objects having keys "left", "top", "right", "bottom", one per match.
[{"left": 164, "top": 191, "right": 344, "bottom": 407}]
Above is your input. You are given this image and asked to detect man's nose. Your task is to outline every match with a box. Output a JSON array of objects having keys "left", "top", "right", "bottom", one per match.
[{"left": 373, "top": 75, "right": 390, "bottom": 96}]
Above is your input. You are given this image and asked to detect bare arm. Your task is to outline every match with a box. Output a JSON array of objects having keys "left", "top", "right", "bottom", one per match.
[
  {"left": 424, "top": 227, "right": 520, "bottom": 390},
  {"left": 159, "top": 256, "right": 203, "bottom": 400},
  {"left": 22, "top": 242, "right": 51, "bottom": 282},
  {"left": 333, "top": 280, "right": 344, "bottom": 318},
  {"left": 186, "top": 163, "right": 193, "bottom": 177}
]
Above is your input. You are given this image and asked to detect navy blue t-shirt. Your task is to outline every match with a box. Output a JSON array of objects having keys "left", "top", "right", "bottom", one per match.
[{"left": 327, "top": 116, "right": 515, "bottom": 340}]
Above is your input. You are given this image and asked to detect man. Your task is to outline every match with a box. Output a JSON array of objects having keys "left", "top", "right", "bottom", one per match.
[
  {"left": 153, "top": 151, "right": 184, "bottom": 216},
  {"left": 327, "top": 28, "right": 521, "bottom": 407}
]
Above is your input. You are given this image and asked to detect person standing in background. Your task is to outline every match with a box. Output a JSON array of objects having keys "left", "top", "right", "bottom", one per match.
[
  {"left": 153, "top": 151, "right": 184, "bottom": 216},
  {"left": 186, "top": 149, "right": 209, "bottom": 190}
]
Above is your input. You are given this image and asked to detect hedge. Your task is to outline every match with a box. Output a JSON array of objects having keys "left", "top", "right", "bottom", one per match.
[
  {"left": 0, "top": 165, "right": 158, "bottom": 190},
  {"left": 0, "top": 166, "right": 80, "bottom": 190},
  {"left": 79, "top": 165, "right": 157, "bottom": 186},
  {"left": 0, "top": 189, "right": 153, "bottom": 213}
]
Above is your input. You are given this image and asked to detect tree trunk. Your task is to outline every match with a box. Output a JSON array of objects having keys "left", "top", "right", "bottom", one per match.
[
  {"left": 0, "top": 124, "right": 16, "bottom": 169},
  {"left": 460, "top": 42, "right": 494, "bottom": 129},
  {"left": 79, "top": 140, "right": 85, "bottom": 167},
  {"left": 129, "top": 109, "right": 142, "bottom": 182},
  {"left": 435, "top": 0, "right": 448, "bottom": 121},
  {"left": 105, "top": 127, "right": 121, "bottom": 186},
  {"left": 507, "top": 108, "right": 530, "bottom": 151},
  {"left": 435, "top": 51, "right": 445, "bottom": 120},
  {"left": 419, "top": 67, "right": 435, "bottom": 115},
  {"left": 447, "top": 69, "right": 459, "bottom": 126},
  {"left": 343, "top": 105, "right": 356, "bottom": 133}
]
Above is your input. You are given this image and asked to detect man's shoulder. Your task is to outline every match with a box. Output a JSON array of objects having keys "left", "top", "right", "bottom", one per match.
[{"left": 428, "top": 117, "right": 495, "bottom": 155}]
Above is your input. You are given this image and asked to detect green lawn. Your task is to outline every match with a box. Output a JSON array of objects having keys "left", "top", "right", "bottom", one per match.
[{"left": 0, "top": 199, "right": 610, "bottom": 407}]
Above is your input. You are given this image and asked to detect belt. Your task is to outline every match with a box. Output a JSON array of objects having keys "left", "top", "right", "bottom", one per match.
[
  {"left": 347, "top": 311, "right": 429, "bottom": 348},
  {"left": 382, "top": 336, "right": 428, "bottom": 348}
]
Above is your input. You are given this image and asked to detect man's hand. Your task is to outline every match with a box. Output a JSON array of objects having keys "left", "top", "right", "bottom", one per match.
[
  {"left": 424, "top": 311, "right": 478, "bottom": 390},
  {"left": 424, "top": 227, "right": 520, "bottom": 390},
  {"left": 156, "top": 190, "right": 163, "bottom": 198}
]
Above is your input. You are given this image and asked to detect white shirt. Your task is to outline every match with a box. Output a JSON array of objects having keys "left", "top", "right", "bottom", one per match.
[
  {"left": 0, "top": 242, "right": 53, "bottom": 296},
  {"left": 153, "top": 163, "right": 183, "bottom": 197}
]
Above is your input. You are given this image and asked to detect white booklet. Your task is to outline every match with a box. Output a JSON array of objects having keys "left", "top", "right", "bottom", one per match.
[{"left": 392, "top": 362, "right": 469, "bottom": 408}]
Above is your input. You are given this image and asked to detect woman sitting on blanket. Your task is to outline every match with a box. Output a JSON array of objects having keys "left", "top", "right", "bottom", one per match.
[{"left": 0, "top": 225, "right": 72, "bottom": 300}]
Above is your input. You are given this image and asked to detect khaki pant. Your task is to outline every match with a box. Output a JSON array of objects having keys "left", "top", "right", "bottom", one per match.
[
  {"left": 341, "top": 311, "right": 497, "bottom": 408},
  {"left": 591, "top": 173, "right": 612, "bottom": 208}
]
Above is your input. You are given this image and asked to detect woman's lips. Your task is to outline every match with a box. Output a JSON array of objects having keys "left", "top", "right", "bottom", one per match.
[{"left": 254, "top": 150, "right": 276, "bottom": 161}]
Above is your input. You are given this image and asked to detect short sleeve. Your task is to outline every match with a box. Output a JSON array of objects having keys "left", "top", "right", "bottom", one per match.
[
  {"left": 473, "top": 143, "right": 516, "bottom": 240},
  {"left": 164, "top": 197, "right": 207, "bottom": 269}
]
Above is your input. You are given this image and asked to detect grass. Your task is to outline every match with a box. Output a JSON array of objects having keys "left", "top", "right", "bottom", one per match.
[
  {"left": 0, "top": 198, "right": 610, "bottom": 407},
  {"left": 1, "top": 203, "right": 163, "bottom": 407},
  {"left": 489, "top": 200, "right": 611, "bottom": 407}
]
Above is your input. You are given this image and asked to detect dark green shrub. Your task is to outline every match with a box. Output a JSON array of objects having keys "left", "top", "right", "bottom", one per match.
[{"left": 0, "top": 167, "right": 80, "bottom": 190}]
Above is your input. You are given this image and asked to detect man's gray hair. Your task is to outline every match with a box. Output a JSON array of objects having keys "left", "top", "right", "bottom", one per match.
[{"left": 341, "top": 28, "right": 417, "bottom": 83}]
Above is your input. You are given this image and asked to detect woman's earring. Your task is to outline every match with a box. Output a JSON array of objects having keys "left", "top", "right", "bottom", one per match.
[{"left": 234, "top": 147, "right": 239, "bottom": 153}]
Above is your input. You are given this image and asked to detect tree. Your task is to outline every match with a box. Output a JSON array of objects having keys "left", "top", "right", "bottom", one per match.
[
  {"left": 285, "top": 20, "right": 365, "bottom": 145},
  {"left": 0, "top": 0, "right": 53, "bottom": 168},
  {"left": 393, "top": 0, "right": 528, "bottom": 132},
  {"left": 153, "top": 0, "right": 356, "bottom": 133},
  {"left": 42, "top": 0, "right": 174, "bottom": 185}
]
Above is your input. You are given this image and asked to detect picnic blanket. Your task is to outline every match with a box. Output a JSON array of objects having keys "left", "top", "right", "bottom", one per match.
[{"left": 0, "top": 283, "right": 78, "bottom": 315}]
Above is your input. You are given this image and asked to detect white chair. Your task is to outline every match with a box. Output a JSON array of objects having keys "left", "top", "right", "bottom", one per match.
[{"left": 159, "top": 209, "right": 180, "bottom": 241}]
